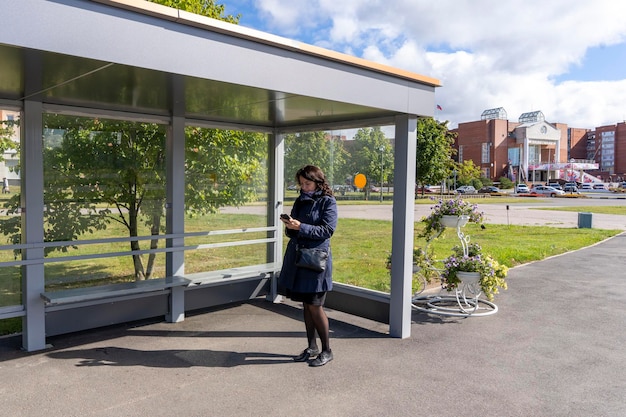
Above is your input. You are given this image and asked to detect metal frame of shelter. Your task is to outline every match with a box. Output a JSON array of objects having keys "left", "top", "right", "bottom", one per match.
[{"left": 0, "top": 0, "right": 440, "bottom": 351}]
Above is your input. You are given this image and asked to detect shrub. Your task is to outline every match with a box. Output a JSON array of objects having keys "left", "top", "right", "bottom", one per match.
[{"left": 499, "top": 177, "right": 514, "bottom": 189}]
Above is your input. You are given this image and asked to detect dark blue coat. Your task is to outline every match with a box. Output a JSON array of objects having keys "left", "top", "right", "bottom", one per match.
[{"left": 278, "top": 190, "right": 337, "bottom": 295}]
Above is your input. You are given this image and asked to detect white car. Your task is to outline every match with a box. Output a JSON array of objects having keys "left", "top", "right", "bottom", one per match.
[
  {"left": 530, "top": 185, "right": 565, "bottom": 197},
  {"left": 515, "top": 184, "right": 530, "bottom": 193},
  {"left": 455, "top": 185, "right": 476, "bottom": 194}
]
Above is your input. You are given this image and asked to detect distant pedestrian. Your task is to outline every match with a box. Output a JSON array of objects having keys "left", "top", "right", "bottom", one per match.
[{"left": 2, "top": 177, "right": 9, "bottom": 194}]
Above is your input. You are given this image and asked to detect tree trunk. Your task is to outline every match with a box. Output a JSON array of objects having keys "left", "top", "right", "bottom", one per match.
[
  {"left": 129, "top": 205, "right": 146, "bottom": 281},
  {"left": 145, "top": 213, "right": 161, "bottom": 279}
]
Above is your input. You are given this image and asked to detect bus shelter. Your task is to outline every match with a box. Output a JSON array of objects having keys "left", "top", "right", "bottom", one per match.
[{"left": 0, "top": 0, "right": 439, "bottom": 351}]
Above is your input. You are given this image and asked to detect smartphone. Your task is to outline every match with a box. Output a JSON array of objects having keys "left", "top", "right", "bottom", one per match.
[{"left": 280, "top": 213, "right": 291, "bottom": 220}]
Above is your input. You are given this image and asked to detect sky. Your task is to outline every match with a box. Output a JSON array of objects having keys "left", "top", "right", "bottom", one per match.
[{"left": 222, "top": 0, "right": 626, "bottom": 130}]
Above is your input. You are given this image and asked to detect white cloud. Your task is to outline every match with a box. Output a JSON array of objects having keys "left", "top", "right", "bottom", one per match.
[
  {"left": 327, "top": 15, "right": 360, "bottom": 44},
  {"left": 252, "top": 0, "right": 626, "bottom": 128},
  {"left": 254, "top": 0, "right": 323, "bottom": 36}
]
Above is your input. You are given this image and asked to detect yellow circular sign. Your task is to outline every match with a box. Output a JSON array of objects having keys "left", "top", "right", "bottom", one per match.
[{"left": 353, "top": 173, "right": 367, "bottom": 189}]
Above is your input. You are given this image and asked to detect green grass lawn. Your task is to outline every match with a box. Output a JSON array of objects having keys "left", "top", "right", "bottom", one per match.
[
  {"left": 332, "top": 219, "right": 620, "bottom": 292},
  {"left": 536, "top": 206, "right": 626, "bottom": 215}
]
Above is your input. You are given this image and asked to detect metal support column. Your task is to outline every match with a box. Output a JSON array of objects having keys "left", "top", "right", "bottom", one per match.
[
  {"left": 267, "top": 129, "right": 285, "bottom": 302},
  {"left": 267, "top": 92, "right": 286, "bottom": 302},
  {"left": 21, "top": 99, "right": 47, "bottom": 351},
  {"left": 20, "top": 48, "right": 47, "bottom": 351},
  {"left": 389, "top": 115, "right": 417, "bottom": 338},
  {"left": 165, "top": 74, "right": 186, "bottom": 322}
]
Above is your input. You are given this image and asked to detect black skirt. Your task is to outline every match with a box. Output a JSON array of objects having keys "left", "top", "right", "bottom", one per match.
[{"left": 289, "top": 291, "right": 327, "bottom": 306}]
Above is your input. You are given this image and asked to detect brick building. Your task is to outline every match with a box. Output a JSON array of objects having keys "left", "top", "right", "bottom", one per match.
[{"left": 451, "top": 107, "right": 626, "bottom": 184}]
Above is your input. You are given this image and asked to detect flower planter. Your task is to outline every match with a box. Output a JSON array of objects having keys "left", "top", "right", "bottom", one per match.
[
  {"left": 413, "top": 198, "right": 506, "bottom": 317},
  {"left": 456, "top": 271, "right": 481, "bottom": 285},
  {"left": 440, "top": 215, "right": 469, "bottom": 228}
]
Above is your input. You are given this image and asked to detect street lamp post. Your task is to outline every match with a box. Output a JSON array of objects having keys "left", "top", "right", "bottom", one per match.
[{"left": 379, "top": 146, "right": 384, "bottom": 202}]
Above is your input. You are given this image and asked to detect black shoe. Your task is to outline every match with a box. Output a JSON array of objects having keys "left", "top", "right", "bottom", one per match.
[
  {"left": 309, "top": 350, "right": 333, "bottom": 367},
  {"left": 294, "top": 347, "right": 320, "bottom": 362}
]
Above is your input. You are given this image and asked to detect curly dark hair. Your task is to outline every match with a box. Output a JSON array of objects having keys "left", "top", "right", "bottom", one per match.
[{"left": 295, "top": 165, "right": 334, "bottom": 197}]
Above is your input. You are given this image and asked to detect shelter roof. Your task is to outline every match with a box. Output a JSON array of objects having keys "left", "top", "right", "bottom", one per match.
[{"left": 0, "top": 0, "right": 440, "bottom": 132}]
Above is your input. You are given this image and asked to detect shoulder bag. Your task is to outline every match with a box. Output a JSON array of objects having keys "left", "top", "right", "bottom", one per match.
[{"left": 295, "top": 246, "right": 328, "bottom": 272}]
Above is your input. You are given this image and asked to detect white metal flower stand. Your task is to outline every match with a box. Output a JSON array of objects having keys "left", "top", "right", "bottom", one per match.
[{"left": 412, "top": 215, "right": 498, "bottom": 317}]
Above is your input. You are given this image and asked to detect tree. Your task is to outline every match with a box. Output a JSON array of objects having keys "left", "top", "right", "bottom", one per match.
[
  {"left": 350, "top": 127, "right": 393, "bottom": 197},
  {"left": 284, "top": 131, "right": 348, "bottom": 186},
  {"left": 0, "top": 120, "right": 18, "bottom": 162},
  {"left": 455, "top": 160, "right": 482, "bottom": 187},
  {"left": 415, "top": 118, "right": 455, "bottom": 194},
  {"left": 147, "top": 0, "right": 240, "bottom": 23},
  {"left": 0, "top": 118, "right": 21, "bottom": 247},
  {"left": 185, "top": 126, "right": 266, "bottom": 215},
  {"left": 41, "top": 117, "right": 164, "bottom": 279}
]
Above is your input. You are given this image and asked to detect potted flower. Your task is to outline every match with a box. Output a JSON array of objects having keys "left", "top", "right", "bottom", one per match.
[
  {"left": 440, "top": 243, "right": 508, "bottom": 301},
  {"left": 419, "top": 197, "right": 484, "bottom": 241},
  {"left": 386, "top": 247, "right": 437, "bottom": 294},
  {"left": 386, "top": 247, "right": 433, "bottom": 273}
]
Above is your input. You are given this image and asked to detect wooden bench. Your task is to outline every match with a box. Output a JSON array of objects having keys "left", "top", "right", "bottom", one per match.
[{"left": 40, "top": 276, "right": 191, "bottom": 306}]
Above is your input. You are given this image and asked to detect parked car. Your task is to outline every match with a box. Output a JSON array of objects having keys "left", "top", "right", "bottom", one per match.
[
  {"left": 332, "top": 184, "right": 350, "bottom": 195},
  {"left": 515, "top": 183, "right": 530, "bottom": 193},
  {"left": 455, "top": 185, "right": 476, "bottom": 194},
  {"left": 546, "top": 182, "right": 563, "bottom": 190},
  {"left": 592, "top": 183, "right": 607, "bottom": 190},
  {"left": 580, "top": 183, "right": 593, "bottom": 191},
  {"left": 478, "top": 186, "right": 502, "bottom": 195},
  {"left": 620, "top": 182, "right": 626, "bottom": 189},
  {"left": 563, "top": 183, "right": 579, "bottom": 193},
  {"left": 530, "top": 185, "right": 565, "bottom": 197},
  {"left": 415, "top": 185, "right": 434, "bottom": 194}
]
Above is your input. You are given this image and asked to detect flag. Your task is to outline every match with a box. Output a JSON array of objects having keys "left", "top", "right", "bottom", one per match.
[{"left": 436, "top": 104, "right": 443, "bottom": 111}]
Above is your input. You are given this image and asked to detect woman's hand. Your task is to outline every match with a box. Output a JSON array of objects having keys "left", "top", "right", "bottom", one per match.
[{"left": 281, "top": 217, "right": 301, "bottom": 230}]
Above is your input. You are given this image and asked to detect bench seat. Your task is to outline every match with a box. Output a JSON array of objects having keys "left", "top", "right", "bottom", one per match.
[{"left": 185, "top": 263, "right": 277, "bottom": 286}]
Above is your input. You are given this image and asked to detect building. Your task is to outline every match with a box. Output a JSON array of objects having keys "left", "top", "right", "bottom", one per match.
[
  {"left": 592, "top": 123, "right": 626, "bottom": 181},
  {"left": 451, "top": 108, "right": 626, "bottom": 184},
  {"left": 0, "top": 109, "right": 20, "bottom": 187}
]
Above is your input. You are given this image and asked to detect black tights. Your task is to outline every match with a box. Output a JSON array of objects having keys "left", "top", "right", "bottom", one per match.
[{"left": 303, "top": 303, "right": 330, "bottom": 352}]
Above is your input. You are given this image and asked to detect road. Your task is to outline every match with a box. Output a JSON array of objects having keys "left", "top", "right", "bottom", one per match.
[{"left": 221, "top": 194, "right": 626, "bottom": 230}]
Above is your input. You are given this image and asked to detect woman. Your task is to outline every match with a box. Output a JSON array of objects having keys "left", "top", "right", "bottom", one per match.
[{"left": 279, "top": 165, "right": 338, "bottom": 367}]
